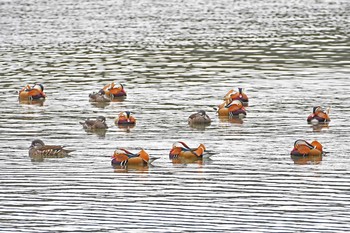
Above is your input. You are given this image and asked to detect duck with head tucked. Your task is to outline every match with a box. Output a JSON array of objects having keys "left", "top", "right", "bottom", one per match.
[
  {"left": 307, "top": 106, "right": 330, "bottom": 124},
  {"left": 100, "top": 82, "right": 126, "bottom": 99},
  {"left": 224, "top": 87, "right": 248, "bottom": 106},
  {"left": 89, "top": 91, "right": 111, "bottom": 103},
  {"left": 29, "top": 139, "right": 74, "bottom": 158},
  {"left": 169, "top": 142, "right": 206, "bottom": 160},
  {"left": 115, "top": 111, "right": 136, "bottom": 125},
  {"left": 80, "top": 116, "right": 108, "bottom": 130},
  {"left": 290, "top": 139, "right": 323, "bottom": 157},
  {"left": 217, "top": 99, "right": 246, "bottom": 118},
  {"left": 111, "top": 148, "right": 157, "bottom": 167},
  {"left": 188, "top": 110, "right": 211, "bottom": 125},
  {"left": 18, "top": 83, "right": 46, "bottom": 102}
]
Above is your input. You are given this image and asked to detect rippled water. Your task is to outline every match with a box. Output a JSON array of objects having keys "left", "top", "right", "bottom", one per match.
[{"left": 0, "top": 0, "right": 350, "bottom": 232}]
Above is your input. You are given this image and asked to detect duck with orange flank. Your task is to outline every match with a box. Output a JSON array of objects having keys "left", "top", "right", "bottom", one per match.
[
  {"left": 111, "top": 148, "right": 157, "bottom": 167},
  {"left": 307, "top": 106, "right": 330, "bottom": 124},
  {"left": 217, "top": 99, "right": 246, "bottom": 118},
  {"left": 115, "top": 111, "right": 136, "bottom": 125},
  {"left": 224, "top": 87, "right": 248, "bottom": 106},
  {"left": 100, "top": 82, "right": 126, "bottom": 99},
  {"left": 18, "top": 83, "right": 46, "bottom": 101},
  {"left": 290, "top": 139, "right": 324, "bottom": 157},
  {"left": 169, "top": 142, "right": 206, "bottom": 160}
]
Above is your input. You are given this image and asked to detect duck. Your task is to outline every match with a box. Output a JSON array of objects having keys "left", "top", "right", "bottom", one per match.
[
  {"left": 290, "top": 139, "right": 323, "bottom": 157},
  {"left": 307, "top": 106, "right": 330, "bottom": 124},
  {"left": 80, "top": 116, "right": 108, "bottom": 130},
  {"left": 111, "top": 148, "right": 157, "bottom": 167},
  {"left": 29, "top": 139, "right": 74, "bottom": 158},
  {"left": 100, "top": 82, "right": 126, "bottom": 99},
  {"left": 18, "top": 83, "right": 46, "bottom": 101},
  {"left": 89, "top": 91, "right": 111, "bottom": 102},
  {"left": 169, "top": 142, "right": 206, "bottom": 160},
  {"left": 217, "top": 99, "right": 246, "bottom": 118},
  {"left": 188, "top": 110, "right": 211, "bottom": 125},
  {"left": 115, "top": 111, "right": 136, "bottom": 125},
  {"left": 224, "top": 87, "right": 248, "bottom": 106}
]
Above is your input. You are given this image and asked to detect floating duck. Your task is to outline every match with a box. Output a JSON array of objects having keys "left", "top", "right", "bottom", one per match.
[
  {"left": 18, "top": 83, "right": 46, "bottom": 101},
  {"left": 188, "top": 110, "right": 211, "bottom": 125},
  {"left": 290, "top": 139, "right": 323, "bottom": 157},
  {"left": 307, "top": 106, "right": 330, "bottom": 124},
  {"left": 29, "top": 139, "right": 74, "bottom": 158},
  {"left": 100, "top": 82, "right": 126, "bottom": 99},
  {"left": 111, "top": 148, "right": 156, "bottom": 167},
  {"left": 80, "top": 116, "right": 108, "bottom": 130},
  {"left": 224, "top": 87, "right": 248, "bottom": 106},
  {"left": 169, "top": 142, "right": 206, "bottom": 160},
  {"left": 115, "top": 111, "right": 136, "bottom": 125},
  {"left": 89, "top": 92, "right": 111, "bottom": 102},
  {"left": 217, "top": 99, "right": 246, "bottom": 118}
]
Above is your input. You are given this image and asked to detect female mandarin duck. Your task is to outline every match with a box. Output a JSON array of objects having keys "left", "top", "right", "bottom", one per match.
[
  {"left": 169, "top": 142, "right": 206, "bottom": 160},
  {"left": 290, "top": 139, "right": 323, "bottom": 157},
  {"left": 29, "top": 139, "right": 74, "bottom": 158},
  {"left": 115, "top": 111, "right": 136, "bottom": 125},
  {"left": 217, "top": 99, "right": 246, "bottom": 118},
  {"left": 188, "top": 110, "right": 211, "bottom": 125},
  {"left": 224, "top": 87, "right": 248, "bottom": 106},
  {"left": 307, "top": 106, "right": 330, "bottom": 124},
  {"left": 111, "top": 148, "right": 157, "bottom": 167},
  {"left": 18, "top": 83, "right": 46, "bottom": 101},
  {"left": 80, "top": 116, "right": 108, "bottom": 130},
  {"left": 89, "top": 92, "right": 111, "bottom": 102},
  {"left": 100, "top": 82, "right": 126, "bottom": 99}
]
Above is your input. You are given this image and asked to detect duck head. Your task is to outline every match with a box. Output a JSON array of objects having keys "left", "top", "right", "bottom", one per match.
[{"left": 30, "top": 139, "right": 45, "bottom": 149}]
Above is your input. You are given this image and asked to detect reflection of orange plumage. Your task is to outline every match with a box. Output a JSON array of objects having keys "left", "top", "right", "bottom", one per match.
[
  {"left": 169, "top": 142, "right": 206, "bottom": 160},
  {"left": 111, "top": 148, "right": 156, "bottom": 167},
  {"left": 101, "top": 82, "right": 126, "bottom": 98},
  {"left": 18, "top": 84, "right": 46, "bottom": 101}
]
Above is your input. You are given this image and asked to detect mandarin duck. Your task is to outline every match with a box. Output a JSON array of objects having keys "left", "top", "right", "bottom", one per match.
[
  {"left": 224, "top": 87, "right": 248, "bottom": 106},
  {"left": 217, "top": 99, "right": 246, "bottom": 118},
  {"left": 18, "top": 83, "right": 46, "bottom": 101},
  {"left": 290, "top": 139, "right": 323, "bottom": 157},
  {"left": 80, "top": 116, "right": 108, "bottom": 130},
  {"left": 188, "top": 110, "right": 211, "bottom": 125},
  {"left": 115, "top": 111, "right": 136, "bottom": 125},
  {"left": 111, "top": 148, "right": 157, "bottom": 167},
  {"left": 29, "top": 139, "right": 74, "bottom": 158},
  {"left": 89, "top": 91, "right": 111, "bottom": 102},
  {"left": 169, "top": 142, "right": 206, "bottom": 160},
  {"left": 307, "top": 106, "right": 330, "bottom": 124},
  {"left": 100, "top": 82, "right": 126, "bottom": 99}
]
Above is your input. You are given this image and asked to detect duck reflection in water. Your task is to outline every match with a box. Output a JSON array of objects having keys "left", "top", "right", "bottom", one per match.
[
  {"left": 291, "top": 154, "right": 323, "bottom": 165},
  {"left": 218, "top": 116, "right": 244, "bottom": 124}
]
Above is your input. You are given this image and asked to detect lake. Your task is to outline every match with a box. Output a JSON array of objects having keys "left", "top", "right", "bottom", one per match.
[{"left": 0, "top": 0, "right": 349, "bottom": 232}]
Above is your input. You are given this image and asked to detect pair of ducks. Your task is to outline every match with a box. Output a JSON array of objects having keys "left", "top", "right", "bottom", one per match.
[
  {"left": 29, "top": 139, "right": 207, "bottom": 167},
  {"left": 19, "top": 82, "right": 127, "bottom": 103},
  {"left": 188, "top": 87, "right": 249, "bottom": 125},
  {"left": 79, "top": 112, "right": 136, "bottom": 131}
]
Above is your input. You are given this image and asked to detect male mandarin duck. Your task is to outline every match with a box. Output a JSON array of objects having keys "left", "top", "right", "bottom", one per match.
[
  {"left": 18, "top": 83, "right": 46, "bottom": 101},
  {"left": 307, "top": 106, "right": 330, "bottom": 124},
  {"left": 169, "top": 142, "right": 206, "bottom": 160},
  {"left": 111, "top": 148, "right": 157, "bottom": 167},
  {"left": 115, "top": 111, "right": 136, "bottom": 125},
  {"left": 89, "top": 92, "right": 111, "bottom": 102},
  {"left": 29, "top": 139, "right": 74, "bottom": 158},
  {"left": 188, "top": 110, "right": 211, "bottom": 125},
  {"left": 80, "top": 116, "right": 108, "bottom": 130},
  {"left": 217, "top": 100, "right": 246, "bottom": 118},
  {"left": 100, "top": 82, "right": 126, "bottom": 98},
  {"left": 224, "top": 87, "right": 248, "bottom": 106},
  {"left": 290, "top": 139, "right": 323, "bottom": 157}
]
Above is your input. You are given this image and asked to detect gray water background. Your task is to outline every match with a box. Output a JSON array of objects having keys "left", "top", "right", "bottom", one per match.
[{"left": 0, "top": 0, "right": 349, "bottom": 232}]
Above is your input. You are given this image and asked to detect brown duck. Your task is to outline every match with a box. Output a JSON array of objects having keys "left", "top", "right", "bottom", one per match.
[
  {"left": 29, "top": 139, "right": 74, "bottom": 158},
  {"left": 80, "top": 116, "right": 108, "bottom": 130}
]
